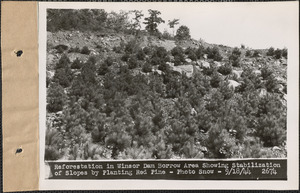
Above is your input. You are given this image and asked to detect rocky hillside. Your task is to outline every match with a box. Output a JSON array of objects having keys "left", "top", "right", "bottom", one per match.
[{"left": 45, "top": 9, "right": 287, "bottom": 161}]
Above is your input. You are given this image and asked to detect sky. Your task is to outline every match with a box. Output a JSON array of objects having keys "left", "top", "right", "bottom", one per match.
[{"left": 46, "top": 2, "right": 299, "bottom": 49}]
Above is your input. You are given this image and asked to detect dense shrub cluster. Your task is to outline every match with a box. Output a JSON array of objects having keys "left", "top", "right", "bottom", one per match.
[
  {"left": 205, "top": 46, "right": 222, "bottom": 61},
  {"left": 45, "top": 9, "right": 287, "bottom": 160},
  {"left": 48, "top": 9, "right": 108, "bottom": 32},
  {"left": 267, "top": 47, "right": 287, "bottom": 59},
  {"left": 48, "top": 9, "right": 167, "bottom": 38},
  {"left": 229, "top": 47, "right": 241, "bottom": 67},
  {"left": 171, "top": 46, "right": 185, "bottom": 66},
  {"left": 45, "top": 51, "right": 287, "bottom": 160}
]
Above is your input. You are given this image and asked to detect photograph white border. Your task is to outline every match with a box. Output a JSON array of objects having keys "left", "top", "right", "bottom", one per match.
[{"left": 39, "top": 2, "right": 299, "bottom": 190}]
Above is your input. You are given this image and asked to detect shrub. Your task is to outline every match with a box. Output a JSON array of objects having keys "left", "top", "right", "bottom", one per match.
[
  {"left": 274, "top": 49, "right": 282, "bottom": 59},
  {"left": 125, "top": 40, "right": 137, "bottom": 54},
  {"left": 265, "top": 75, "right": 278, "bottom": 93},
  {"left": 47, "top": 9, "right": 108, "bottom": 32},
  {"left": 56, "top": 47, "right": 65, "bottom": 54},
  {"left": 185, "top": 47, "right": 197, "bottom": 61},
  {"left": 136, "top": 49, "right": 146, "bottom": 60},
  {"left": 158, "top": 62, "right": 169, "bottom": 72},
  {"left": 202, "top": 65, "right": 215, "bottom": 76},
  {"left": 282, "top": 48, "right": 287, "bottom": 58},
  {"left": 121, "top": 52, "right": 130, "bottom": 62},
  {"left": 142, "top": 63, "right": 152, "bottom": 73},
  {"left": 71, "top": 58, "right": 83, "bottom": 69},
  {"left": 205, "top": 124, "right": 237, "bottom": 158},
  {"left": 91, "top": 124, "right": 106, "bottom": 143},
  {"left": 47, "top": 83, "right": 66, "bottom": 113},
  {"left": 171, "top": 46, "right": 185, "bottom": 65},
  {"left": 219, "top": 81, "right": 234, "bottom": 100},
  {"left": 98, "top": 62, "right": 109, "bottom": 75},
  {"left": 229, "top": 47, "right": 241, "bottom": 67},
  {"left": 81, "top": 60, "right": 97, "bottom": 84},
  {"left": 210, "top": 72, "right": 222, "bottom": 88},
  {"left": 171, "top": 46, "right": 184, "bottom": 58},
  {"left": 257, "top": 114, "right": 286, "bottom": 147},
  {"left": 105, "top": 130, "right": 132, "bottom": 157},
  {"left": 69, "top": 46, "right": 81, "bottom": 53},
  {"left": 252, "top": 50, "right": 260, "bottom": 57},
  {"left": 87, "top": 56, "right": 97, "bottom": 65},
  {"left": 150, "top": 56, "right": 162, "bottom": 66},
  {"left": 143, "top": 47, "right": 152, "bottom": 55},
  {"left": 206, "top": 46, "right": 222, "bottom": 61},
  {"left": 128, "top": 56, "right": 138, "bottom": 69},
  {"left": 104, "top": 56, "right": 114, "bottom": 66},
  {"left": 55, "top": 44, "right": 69, "bottom": 53},
  {"left": 153, "top": 46, "right": 168, "bottom": 59},
  {"left": 53, "top": 68, "right": 72, "bottom": 88},
  {"left": 267, "top": 47, "right": 275, "bottom": 56},
  {"left": 81, "top": 46, "right": 91, "bottom": 55},
  {"left": 196, "top": 45, "right": 205, "bottom": 59},
  {"left": 261, "top": 66, "right": 273, "bottom": 80},
  {"left": 175, "top": 25, "right": 191, "bottom": 40},
  {"left": 45, "top": 146, "right": 62, "bottom": 160},
  {"left": 113, "top": 46, "right": 123, "bottom": 53},
  {"left": 56, "top": 54, "right": 71, "bottom": 69},
  {"left": 162, "top": 30, "right": 173, "bottom": 40},
  {"left": 218, "top": 63, "right": 232, "bottom": 75},
  {"left": 174, "top": 56, "right": 183, "bottom": 66},
  {"left": 245, "top": 50, "right": 252, "bottom": 57},
  {"left": 230, "top": 47, "right": 241, "bottom": 59}
]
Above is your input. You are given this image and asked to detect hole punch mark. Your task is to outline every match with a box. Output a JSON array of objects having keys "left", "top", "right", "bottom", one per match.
[
  {"left": 15, "top": 50, "right": 23, "bottom": 57},
  {"left": 16, "top": 148, "right": 23, "bottom": 154}
]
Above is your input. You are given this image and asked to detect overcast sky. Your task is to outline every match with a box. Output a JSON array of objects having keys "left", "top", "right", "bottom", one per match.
[{"left": 45, "top": 2, "right": 298, "bottom": 49}]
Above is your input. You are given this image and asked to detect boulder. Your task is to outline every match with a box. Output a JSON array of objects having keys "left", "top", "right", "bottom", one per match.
[
  {"left": 228, "top": 80, "right": 241, "bottom": 89},
  {"left": 274, "top": 60, "right": 281, "bottom": 66},
  {"left": 201, "top": 61, "right": 210, "bottom": 68},
  {"left": 170, "top": 66, "right": 182, "bottom": 74},
  {"left": 47, "top": 54, "right": 56, "bottom": 65},
  {"left": 214, "top": 61, "right": 223, "bottom": 67},
  {"left": 190, "top": 108, "right": 197, "bottom": 116},
  {"left": 280, "top": 58, "right": 287, "bottom": 66},
  {"left": 185, "top": 58, "right": 192, "bottom": 63},
  {"left": 277, "top": 84, "right": 284, "bottom": 93},
  {"left": 166, "top": 62, "right": 174, "bottom": 67},
  {"left": 170, "top": 65, "right": 194, "bottom": 77},
  {"left": 275, "top": 77, "right": 286, "bottom": 84},
  {"left": 283, "top": 94, "right": 287, "bottom": 101},
  {"left": 154, "top": 69, "right": 163, "bottom": 75},
  {"left": 46, "top": 71, "right": 55, "bottom": 79},
  {"left": 232, "top": 70, "right": 243, "bottom": 78},
  {"left": 272, "top": 146, "right": 281, "bottom": 151},
  {"left": 253, "top": 70, "right": 261, "bottom": 76}
]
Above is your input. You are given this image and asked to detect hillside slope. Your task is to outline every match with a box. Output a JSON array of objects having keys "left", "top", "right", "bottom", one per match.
[{"left": 45, "top": 11, "right": 287, "bottom": 160}]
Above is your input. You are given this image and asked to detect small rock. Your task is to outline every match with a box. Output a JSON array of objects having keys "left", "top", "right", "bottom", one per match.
[
  {"left": 185, "top": 58, "right": 192, "bottom": 63},
  {"left": 259, "top": 88, "right": 267, "bottom": 97},
  {"left": 253, "top": 70, "right": 261, "bottom": 76},
  {"left": 272, "top": 146, "right": 281, "bottom": 151},
  {"left": 201, "top": 61, "right": 210, "bottom": 68},
  {"left": 228, "top": 80, "right": 241, "bottom": 89},
  {"left": 190, "top": 108, "right": 197, "bottom": 116}
]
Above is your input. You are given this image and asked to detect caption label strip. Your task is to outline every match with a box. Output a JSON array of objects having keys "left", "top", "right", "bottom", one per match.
[{"left": 47, "top": 159, "right": 286, "bottom": 180}]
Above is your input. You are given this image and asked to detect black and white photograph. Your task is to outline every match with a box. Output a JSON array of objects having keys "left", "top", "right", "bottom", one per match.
[
  {"left": 45, "top": 6, "right": 288, "bottom": 161},
  {"left": 39, "top": 1, "right": 299, "bottom": 190}
]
